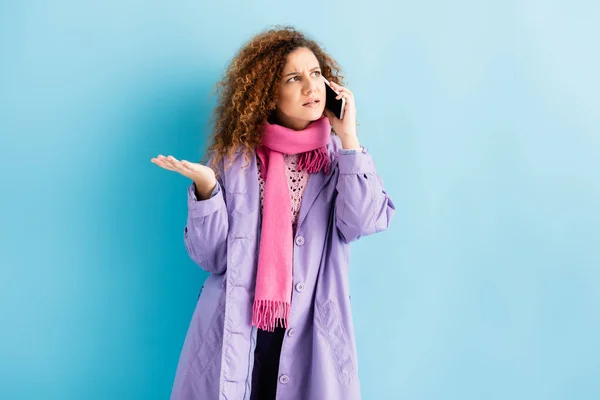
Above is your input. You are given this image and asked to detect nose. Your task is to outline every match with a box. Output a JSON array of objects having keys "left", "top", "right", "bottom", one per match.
[{"left": 303, "top": 78, "right": 318, "bottom": 95}]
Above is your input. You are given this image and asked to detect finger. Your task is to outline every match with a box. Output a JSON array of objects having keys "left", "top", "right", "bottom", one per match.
[
  {"left": 331, "top": 82, "right": 350, "bottom": 95},
  {"left": 160, "top": 155, "right": 182, "bottom": 171},
  {"left": 333, "top": 83, "right": 351, "bottom": 94},
  {"left": 166, "top": 155, "right": 181, "bottom": 166},
  {"left": 180, "top": 160, "right": 196, "bottom": 171},
  {"left": 159, "top": 155, "right": 175, "bottom": 168},
  {"left": 337, "top": 88, "right": 353, "bottom": 97},
  {"left": 153, "top": 157, "right": 176, "bottom": 171},
  {"left": 151, "top": 157, "right": 168, "bottom": 166},
  {"left": 336, "top": 92, "right": 351, "bottom": 101},
  {"left": 166, "top": 155, "right": 185, "bottom": 171}
]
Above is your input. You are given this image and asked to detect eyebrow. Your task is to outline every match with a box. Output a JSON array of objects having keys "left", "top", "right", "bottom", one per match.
[{"left": 283, "top": 66, "right": 321, "bottom": 78}]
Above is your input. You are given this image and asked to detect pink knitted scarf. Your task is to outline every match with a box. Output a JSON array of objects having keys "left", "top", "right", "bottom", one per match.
[{"left": 253, "top": 115, "right": 331, "bottom": 331}]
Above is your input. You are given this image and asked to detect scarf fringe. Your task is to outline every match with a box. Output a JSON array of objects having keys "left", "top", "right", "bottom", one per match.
[
  {"left": 298, "top": 146, "right": 330, "bottom": 174},
  {"left": 252, "top": 299, "right": 290, "bottom": 332}
]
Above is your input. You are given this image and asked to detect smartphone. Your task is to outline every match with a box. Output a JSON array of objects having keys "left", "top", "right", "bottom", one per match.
[{"left": 323, "top": 77, "right": 345, "bottom": 120}]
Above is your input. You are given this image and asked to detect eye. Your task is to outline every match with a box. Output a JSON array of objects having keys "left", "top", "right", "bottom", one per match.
[
  {"left": 312, "top": 71, "right": 321, "bottom": 76},
  {"left": 287, "top": 76, "right": 299, "bottom": 83}
]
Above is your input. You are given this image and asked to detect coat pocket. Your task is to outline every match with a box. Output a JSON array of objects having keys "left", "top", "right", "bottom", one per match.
[
  {"left": 316, "top": 299, "right": 356, "bottom": 384},
  {"left": 191, "top": 304, "right": 225, "bottom": 378}
]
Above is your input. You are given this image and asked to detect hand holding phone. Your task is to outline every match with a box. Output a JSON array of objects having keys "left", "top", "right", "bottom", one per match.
[{"left": 323, "top": 77, "right": 345, "bottom": 120}]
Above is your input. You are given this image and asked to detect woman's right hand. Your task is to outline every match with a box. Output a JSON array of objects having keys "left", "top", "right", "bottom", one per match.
[{"left": 151, "top": 155, "right": 217, "bottom": 199}]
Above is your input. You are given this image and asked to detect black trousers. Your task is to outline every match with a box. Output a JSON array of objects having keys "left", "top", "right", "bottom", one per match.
[{"left": 250, "top": 327, "right": 286, "bottom": 400}]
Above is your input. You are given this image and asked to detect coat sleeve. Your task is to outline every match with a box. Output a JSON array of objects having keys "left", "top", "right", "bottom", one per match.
[
  {"left": 335, "top": 147, "right": 395, "bottom": 244},
  {"left": 183, "top": 159, "right": 229, "bottom": 275}
]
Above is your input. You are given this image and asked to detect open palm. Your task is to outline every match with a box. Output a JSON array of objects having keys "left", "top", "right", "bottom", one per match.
[{"left": 151, "top": 155, "right": 216, "bottom": 192}]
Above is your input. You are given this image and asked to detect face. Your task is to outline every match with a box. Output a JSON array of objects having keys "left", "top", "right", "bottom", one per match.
[{"left": 273, "top": 47, "right": 326, "bottom": 131}]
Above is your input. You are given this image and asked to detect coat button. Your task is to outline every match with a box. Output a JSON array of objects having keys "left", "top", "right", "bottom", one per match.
[
  {"left": 287, "top": 328, "right": 297, "bottom": 337},
  {"left": 295, "top": 236, "right": 305, "bottom": 246},
  {"left": 279, "top": 374, "right": 290, "bottom": 384},
  {"left": 295, "top": 282, "right": 305, "bottom": 292}
]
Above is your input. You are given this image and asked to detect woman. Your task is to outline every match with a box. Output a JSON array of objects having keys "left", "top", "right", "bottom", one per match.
[{"left": 152, "top": 25, "right": 395, "bottom": 400}]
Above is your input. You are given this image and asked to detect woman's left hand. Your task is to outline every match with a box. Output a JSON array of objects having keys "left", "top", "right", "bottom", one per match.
[{"left": 323, "top": 81, "right": 358, "bottom": 141}]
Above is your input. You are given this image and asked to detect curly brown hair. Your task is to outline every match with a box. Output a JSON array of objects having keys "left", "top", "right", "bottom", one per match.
[{"left": 200, "top": 25, "right": 345, "bottom": 178}]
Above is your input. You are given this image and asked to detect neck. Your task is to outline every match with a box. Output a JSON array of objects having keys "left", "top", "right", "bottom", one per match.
[{"left": 270, "top": 111, "right": 314, "bottom": 131}]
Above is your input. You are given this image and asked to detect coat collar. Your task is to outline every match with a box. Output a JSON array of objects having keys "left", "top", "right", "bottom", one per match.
[{"left": 224, "top": 133, "right": 340, "bottom": 230}]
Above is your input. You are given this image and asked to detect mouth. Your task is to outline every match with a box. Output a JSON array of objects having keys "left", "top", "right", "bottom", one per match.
[{"left": 302, "top": 99, "right": 321, "bottom": 107}]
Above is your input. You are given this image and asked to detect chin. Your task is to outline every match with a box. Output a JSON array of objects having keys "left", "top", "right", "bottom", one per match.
[{"left": 302, "top": 108, "right": 326, "bottom": 120}]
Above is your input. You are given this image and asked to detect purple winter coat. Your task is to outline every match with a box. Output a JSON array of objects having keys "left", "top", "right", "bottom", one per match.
[{"left": 170, "top": 132, "right": 395, "bottom": 400}]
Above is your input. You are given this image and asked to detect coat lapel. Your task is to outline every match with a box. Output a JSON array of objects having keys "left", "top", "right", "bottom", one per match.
[
  {"left": 224, "top": 149, "right": 261, "bottom": 222},
  {"left": 296, "top": 135, "right": 339, "bottom": 230},
  {"left": 225, "top": 133, "right": 339, "bottom": 232}
]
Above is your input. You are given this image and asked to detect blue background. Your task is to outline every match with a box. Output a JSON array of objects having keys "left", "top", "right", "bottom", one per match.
[{"left": 1, "top": 1, "right": 599, "bottom": 399}]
